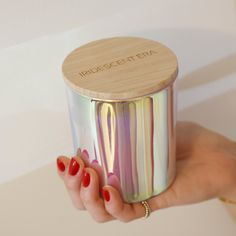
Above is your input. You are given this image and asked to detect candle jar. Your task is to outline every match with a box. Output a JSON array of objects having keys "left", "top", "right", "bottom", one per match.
[{"left": 62, "top": 36, "right": 178, "bottom": 203}]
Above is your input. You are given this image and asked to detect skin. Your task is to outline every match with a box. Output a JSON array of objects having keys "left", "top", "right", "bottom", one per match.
[{"left": 56, "top": 121, "right": 236, "bottom": 223}]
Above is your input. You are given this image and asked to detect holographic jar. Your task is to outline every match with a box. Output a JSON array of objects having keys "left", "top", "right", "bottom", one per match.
[{"left": 62, "top": 36, "right": 178, "bottom": 203}]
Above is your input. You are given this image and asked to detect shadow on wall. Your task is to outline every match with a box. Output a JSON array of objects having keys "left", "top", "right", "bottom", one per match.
[
  {"left": 177, "top": 50, "right": 236, "bottom": 141},
  {"left": 177, "top": 51, "right": 236, "bottom": 140},
  {"left": 173, "top": 31, "right": 236, "bottom": 140},
  {"left": 178, "top": 88, "right": 236, "bottom": 140},
  {"left": 0, "top": 110, "right": 72, "bottom": 183},
  {"left": 131, "top": 28, "right": 236, "bottom": 140},
  {"left": 178, "top": 53, "right": 236, "bottom": 90}
]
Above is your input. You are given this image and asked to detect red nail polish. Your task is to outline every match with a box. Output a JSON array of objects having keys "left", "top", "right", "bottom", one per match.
[
  {"left": 102, "top": 189, "right": 110, "bottom": 202},
  {"left": 57, "top": 158, "right": 65, "bottom": 172},
  {"left": 69, "top": 158, "right": 80, "bottom": 176},
  {"left": 83, "top": 170, "right": 90, "bottom": 187}
]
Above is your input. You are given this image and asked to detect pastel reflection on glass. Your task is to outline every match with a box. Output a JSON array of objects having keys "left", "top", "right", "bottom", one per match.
[{"left": 65, "top": 83, "right": 176, "bottom": 203}]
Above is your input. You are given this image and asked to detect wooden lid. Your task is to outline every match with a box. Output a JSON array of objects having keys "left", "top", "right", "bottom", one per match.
[{"left": 62, "top": 36, "right": 178, "bottom": 101}]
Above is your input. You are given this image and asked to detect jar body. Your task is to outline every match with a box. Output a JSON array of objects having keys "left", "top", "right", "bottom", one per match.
[{"left": 65, "top": 81, "right": 177, "bottom": 203}]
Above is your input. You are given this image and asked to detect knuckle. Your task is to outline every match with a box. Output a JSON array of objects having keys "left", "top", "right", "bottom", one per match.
[
  {"left": 64, "top": 179, "right": 78, "bottom": 191},
  {"left": 77, "top": 158, "right": 85, "bottom": 168},
  {"left": 80, "top": 193, "right": 93, "bottom": 205},
  {"left": 81, "top": 193, "right": 100, "bottom": 207},
  {"left": 83, "top": 198, "right": 93, "bottom": 205},
  {"left": 108, "top": 204, "right": 124, "bottom": 216}
]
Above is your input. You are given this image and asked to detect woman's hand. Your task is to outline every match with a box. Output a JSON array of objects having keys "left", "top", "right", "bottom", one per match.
[
  {"left": 56, "top": 149, "right": 146, "bottom": 223},
  {"left": 56, "top": 121, "right": 236, "bottom": 223}
]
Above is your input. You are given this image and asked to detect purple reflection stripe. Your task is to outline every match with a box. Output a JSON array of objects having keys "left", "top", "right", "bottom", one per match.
[
  {"left": 117, "top": 103, "right": 133, "bottom": 196},
  {"left": 124, "top": 103, "right": 134, "bottom": 196},
  {"left": 96, "top": 102, "right": 108, "bottom": 175},
  {"left": 107, "top": 107, "right": 112, "bottom": 150},
  {"left": 93, "top": 144, "right": 98, "bottom": 161},
  {"left": 113, "top": 103, "right": 120, "bottom": 179},
  {"left": 109, "top": 103, "right": 118, "bottom": 177},
  {"left": 144, "top": 97, "right": 153, "bottom": 195},
  {"left": 129, "top": 102, "right": 139, "bottom": 196},
  {"left": 114, "top": 121, "right": 120, "bottom": 179},
  {"left": 116, "top": 104, "right": 125, "bottom": 193}
]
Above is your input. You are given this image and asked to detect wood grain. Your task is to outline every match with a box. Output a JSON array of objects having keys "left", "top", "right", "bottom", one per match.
[{"left": 62, "top": 36, "right": 178, "bottom": 101}]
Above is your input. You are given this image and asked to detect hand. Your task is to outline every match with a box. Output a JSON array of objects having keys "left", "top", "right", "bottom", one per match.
[
  {"left": 56, "top": 121, "right": 236, "bottom": 223},
  {"left": 56, "top": 149, "right": 146, "bottom": 223}
]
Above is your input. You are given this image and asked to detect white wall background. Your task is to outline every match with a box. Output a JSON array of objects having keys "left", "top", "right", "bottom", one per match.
[{"left": 0, "top": 0, "right": 236, "bottom": 235}]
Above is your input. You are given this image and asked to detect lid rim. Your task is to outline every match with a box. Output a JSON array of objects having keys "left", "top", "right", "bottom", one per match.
[
  {"left": 62, "top": 36, "right": 178, "bottom": 101},
  {"left": 63, "top": 67, "right": 178, "bottom": 102}
]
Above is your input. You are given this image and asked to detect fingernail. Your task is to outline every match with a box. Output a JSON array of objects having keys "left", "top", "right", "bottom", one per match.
[
  {"left": 82, "top": 149, "right": 89, "bottom": 158},
  {"left": 102, "top": 188, "right": 110, "bottom": 202},
  {"left": 92, "top": 159, "right": 98, "bottom": 164},
  {"left": 108, "top": 172, "right": 114, "bottom": 178},
  {"left": 82, "top": 170, "right": 90, "bottom": 187},
  {"left": 57, "top": 158, "right": 65, "bottom": 172},
  {"left": 69, "top": 158, "right": 80, "bottom": 176}
]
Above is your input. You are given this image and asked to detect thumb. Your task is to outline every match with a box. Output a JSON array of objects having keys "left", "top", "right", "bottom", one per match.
[{"left": 148, "top": 185, "right": 179, "bottom": 211}]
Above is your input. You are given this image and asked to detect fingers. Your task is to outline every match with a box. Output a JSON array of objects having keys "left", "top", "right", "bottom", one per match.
[
  {"left": 102, "top": 186, "right": 149, "bottom": 222},
  {"left": 76, "top": 147, "right": 82, "bottom": 156},
  {"left": 107, "top": 173, "right": 122, "bottom": 194},
  {"left": 57, "top": 155, "right": 86, "bottom": 210},
  {"left": 56, "top": 153, "right": 115, "bottom": 222},
  {"left": 147, "top": 161, "right": 193, "bottom": 210},
  {"left": 80, "top": 149, "right": 90, "bottom": 166},
  {"left": 56, "top": 155, "right": 70, "bottom": 178},
  {"left": 56, "top": 150, "right": 154, "bottom": 223},
  {"left": 80, "top": 167, "right": 114, "bottom": 223},
  {"left": 147, "top": 187, "right": 176, "bottom": 211},
  {"left": 90, "top": 160, "right": 105, "bottom": 188}
]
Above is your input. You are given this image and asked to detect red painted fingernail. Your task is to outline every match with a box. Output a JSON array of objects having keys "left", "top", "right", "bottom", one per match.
[
  {"left": 82, "top": 149, "right": 89, "bottom": 158},
  {"left": 92, "top": 159, "right": 98, "bottom": 164},
  {"left": 102, "top": 188, "right": 110, "bottom": 202},
  {"left": 57, "top": 158, "right": 65, "bottom": 172},
  {"left": 69, "top": 158, "right": 80, "bottom": 176},
  {"left": 82, "top": 170, "right": 90, "bottom": 187}
]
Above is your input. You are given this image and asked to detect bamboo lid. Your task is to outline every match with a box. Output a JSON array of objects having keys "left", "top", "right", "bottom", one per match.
[{"left": 62, "top": 36, "right": 178, "bottom": 101}]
